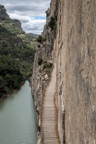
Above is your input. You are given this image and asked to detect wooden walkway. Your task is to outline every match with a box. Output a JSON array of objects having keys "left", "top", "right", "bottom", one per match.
[{"left": 42, "top": 64, "right": 60, "bottom": 144}]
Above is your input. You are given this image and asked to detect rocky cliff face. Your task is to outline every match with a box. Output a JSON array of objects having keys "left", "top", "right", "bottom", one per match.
[
  {"left": 0, "top": 5, "right": 22, "bottom": 30},
  {"left": 55, "top": 0, "right": 96, "bottom": 144},
  {"left": 32, "top": 0, "right": 96, "bottom": 144},
  {"left": 13, "top": 19, "right": 22, "bottom": 30},
  {"left": 32, "top": 0, "right": 57, "bottom": 143},
  {"left": 0, "top": 5, "right": 10, "bottom": 21}
]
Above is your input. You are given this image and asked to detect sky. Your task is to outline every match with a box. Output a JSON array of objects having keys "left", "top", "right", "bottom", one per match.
[{"left": 0, "top": 0, "right": 51, "bottom": 34}]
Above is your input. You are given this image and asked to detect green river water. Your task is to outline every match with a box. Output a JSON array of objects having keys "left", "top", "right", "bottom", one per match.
[{"left": 0, "top": 81, "right": 37, "bottom": 144}]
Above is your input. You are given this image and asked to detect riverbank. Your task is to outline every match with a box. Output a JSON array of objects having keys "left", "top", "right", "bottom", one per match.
[
  {"left": 0, "top": 81, "right": 25, "bottom": 102},
  {"left": 0, "top": 76, "right": 34, "bottom": 102}
]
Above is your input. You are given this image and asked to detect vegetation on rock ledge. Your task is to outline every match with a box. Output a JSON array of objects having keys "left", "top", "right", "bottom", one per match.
[{"left": 0, "top": 6, "right": 36, "bottom": 98}]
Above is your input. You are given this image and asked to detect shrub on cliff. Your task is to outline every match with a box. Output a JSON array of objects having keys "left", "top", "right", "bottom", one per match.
[
  {"left": 37, "top": 36, "right": 43, "bottom": 43},
  {"left": 37, "top": 36, "right": 46, "bottom": 43},
  {"left": 43, "top": 62, "right": 52, "bottom": 70},
  {"left": 38, "top": 58, "right": 43, "bottom": 65},
  {"left": 46, "top": 10, "right": 50, "bottom": 17},
  {"left": 48, "top": 17, "right": 57, "bottom": 31}
]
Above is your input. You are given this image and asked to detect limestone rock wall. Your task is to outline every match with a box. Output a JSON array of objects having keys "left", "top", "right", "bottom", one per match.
[{"left": 55, "top": 0, "right": 96, "bottom": 144}]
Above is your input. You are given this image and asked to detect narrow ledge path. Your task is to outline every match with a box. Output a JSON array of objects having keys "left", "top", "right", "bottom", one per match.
[{"left": 42, "top": 64, "right": 60, "bottom": 144}]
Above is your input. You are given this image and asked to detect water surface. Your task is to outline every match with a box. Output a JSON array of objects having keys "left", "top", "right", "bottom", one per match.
[{"left": 0, "top": 81, "right": 37, "bottom": 144}]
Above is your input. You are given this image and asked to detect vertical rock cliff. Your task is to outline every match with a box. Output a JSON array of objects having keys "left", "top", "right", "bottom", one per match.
[
  {"left": 55, "top": 0, "right": 96, "bottom": 143},
  {"left": 32, "top": 0, "right": 96, "bottom": 143}
]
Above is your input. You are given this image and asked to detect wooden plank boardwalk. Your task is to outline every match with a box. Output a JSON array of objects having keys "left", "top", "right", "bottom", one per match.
[{"left": 42, "top": 64, "right": 60, "bottom": 144}]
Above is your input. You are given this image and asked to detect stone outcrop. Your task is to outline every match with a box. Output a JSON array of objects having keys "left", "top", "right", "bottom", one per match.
[
  {"left": 13, "top": 19, "right": 22, "bottom": 30},
  {"left": 0, "top": 5, "right": 10, "bottom": 21},
  {"left": 0, "top": 5, "right": 22, "bottom": 30},
  {"left": 32, "top": 0, "right": 96, "bottom": 144}
]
